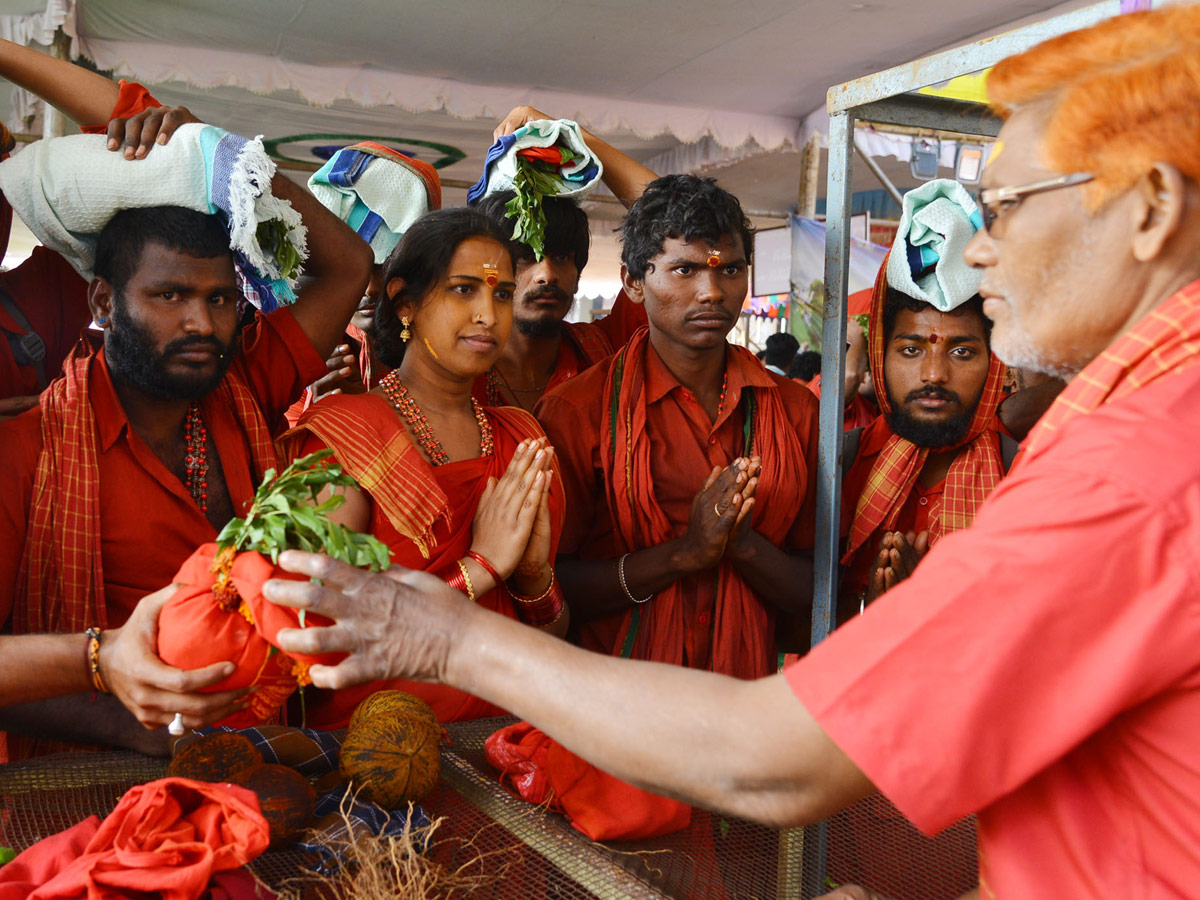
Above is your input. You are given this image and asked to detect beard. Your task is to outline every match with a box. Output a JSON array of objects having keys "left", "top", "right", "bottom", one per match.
[
  {"left": 515, "top": 284, "right": 572, "bottom": 339},
  {"left": 991, "top": 321, "right": 1083, "bottom": 381},
  {"left": 106, "top": 301, "right": 236, "bottom": 400},
  {"left": 885, "top": 385, "right": 979, "bottom": 449}
]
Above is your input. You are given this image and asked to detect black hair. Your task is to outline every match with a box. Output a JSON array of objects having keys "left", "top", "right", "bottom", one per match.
[
  {"left": 94, "top": 206, "right": 231, "bottom": 294},
  {"left": 789, "top": 349, "right": 823, "bottom": 381},
  {"left": 881, "top": 288, "right": 993, "bottom": 346},
  {"left": 371, "top": 207, "right": 516, "bottom": 368},
  {"left": 619, "top": 174, "right": 754, "bottom": 280},
  {"left": 475, "top": 191, "right": 591, "bottom": 274},
  {"left": 764, "top": 332, "right": 800, "bottom": 369}
]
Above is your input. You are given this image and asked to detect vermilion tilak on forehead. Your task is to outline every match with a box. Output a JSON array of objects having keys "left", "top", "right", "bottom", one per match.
[
  {"left": 706, "top": 249, "right": 721, "bottom": 268},
  {"left": 929, "top": 333, "right": 940, "bottom": 344}
]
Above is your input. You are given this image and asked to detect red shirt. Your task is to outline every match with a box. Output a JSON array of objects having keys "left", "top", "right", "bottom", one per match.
[
  {"left": 0, "top": 246, "right": 90, "bottom": 398},
  {"left": 539, "top": 343, "right": 818, "bottom": 668},
  {"left": 786, "top": 358, "right": 1200, "bottom": 900},
  {"left": 0, "top": 309, "right": 325, "bottom": 628}
]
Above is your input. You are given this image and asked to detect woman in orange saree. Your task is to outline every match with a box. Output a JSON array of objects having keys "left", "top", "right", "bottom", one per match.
[{"left": 281, "top": 208, "right": 565, "bottom": 727}]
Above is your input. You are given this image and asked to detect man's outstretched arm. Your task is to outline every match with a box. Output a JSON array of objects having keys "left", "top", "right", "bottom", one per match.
[{"left": 265, "top": 552, "right": 874, "bottom": 827}]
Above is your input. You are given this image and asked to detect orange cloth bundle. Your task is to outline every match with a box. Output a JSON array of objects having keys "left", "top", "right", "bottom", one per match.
[
  {"left": 154, "top": 450, "right": 391, "bottom": 727},
  {"left": 157, "top": 542, "right": 342, "bottom": 727},
  {"left": 0, "top": 777, "right": 269, "bottom": 900},
  {"left": 485, "top": 722, "right": 691, "bottom": 841}
]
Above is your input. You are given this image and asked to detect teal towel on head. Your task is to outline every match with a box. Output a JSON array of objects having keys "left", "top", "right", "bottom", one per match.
[{"left": 886, "top": 179, "right": 983, "bottom": 311}]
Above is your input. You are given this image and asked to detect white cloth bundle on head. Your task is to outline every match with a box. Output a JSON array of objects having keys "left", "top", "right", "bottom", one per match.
[
  {"left": 467, "top": 118, "right": 603, "bottom": 204},
  {"left": 0, "top": 123, "right": 307, "bottom": 308},
  {"left": 885, "top": 178, "right": 984, "bottom": 311},
  {"left": 308, "top": 143, "right": 440, "bottom": 265}
]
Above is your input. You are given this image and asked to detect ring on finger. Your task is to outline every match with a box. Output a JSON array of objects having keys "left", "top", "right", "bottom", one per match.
[{"left": 713, "top": 502, "right": 722, "bottom": 517}]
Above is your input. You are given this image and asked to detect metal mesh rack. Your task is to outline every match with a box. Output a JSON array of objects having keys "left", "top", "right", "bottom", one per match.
[{"left": 0, "top": 719, "right": 977, "bottom": 899}]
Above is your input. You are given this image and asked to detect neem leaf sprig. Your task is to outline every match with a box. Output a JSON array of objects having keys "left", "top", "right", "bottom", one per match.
[
  {"left": 503, "top": 146, "right": 581, "bottom": 261},
  {"left": 216, "top": 449, "right": 392, "bottom": 572}
]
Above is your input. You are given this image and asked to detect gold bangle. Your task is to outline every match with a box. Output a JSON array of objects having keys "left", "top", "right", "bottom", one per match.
[
  {"left": 456, "top": 560, "right": 476, "bottom": 603},
  {"left": 510, "top": 569, "right": 555, "bottom": 604}
]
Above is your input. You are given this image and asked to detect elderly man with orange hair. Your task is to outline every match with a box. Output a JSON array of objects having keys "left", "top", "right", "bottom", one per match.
[{"left": 260, "top": 8, "right": 1200, "bottom": 898}]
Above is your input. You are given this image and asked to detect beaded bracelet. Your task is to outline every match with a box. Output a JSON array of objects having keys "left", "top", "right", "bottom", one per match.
[
  {"left": 84, "top": 627, "right": 111, "bottom": 694},
  {"left": 464, "top": 550, "right": 504, "bottom": 589},
  {"left": 618, "top": 553, "right": 654, "bottom": 605}
]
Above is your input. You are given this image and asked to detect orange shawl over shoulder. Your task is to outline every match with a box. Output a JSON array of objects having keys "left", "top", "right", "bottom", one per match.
[
  {"left": 281, "top": 393, "right": 564, "bottom": 725},
  {"left": 599, "top": 330, "right": 806, "bottom": 680},
  {"left": 16, "top": 339, "right": 278, "bottom": 635},
  {"left": 843, "top": 256, "right": 1007, "bottom": 568}
]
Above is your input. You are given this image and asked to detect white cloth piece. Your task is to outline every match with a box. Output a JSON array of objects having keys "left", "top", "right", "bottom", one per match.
[
  {"left": 0, "top": 123, "right": 305, "bottom": 287},
  {"left": 886, "top": 179, "right": 983, "bottom": 312}
]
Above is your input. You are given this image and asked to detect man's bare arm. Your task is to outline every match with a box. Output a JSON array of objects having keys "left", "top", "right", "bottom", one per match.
[
  {"left": 271, "top": 172, "right": 373, "bottom": 359},
  {"left": 266, "top": 553, "right": 875, "bottom": 826},
  {"left": 0, "top": 38, "right": 119, "bottom": 127}
]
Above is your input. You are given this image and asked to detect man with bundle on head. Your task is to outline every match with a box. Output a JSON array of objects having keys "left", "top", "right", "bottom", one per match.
[
  {"left": 471, "top": 106, "right": 654, "bottom": 410},
  {"left": 0, "top": 107, "right": 372, "bottom": 758},
  {"left": 838, "top": 181, "right": 1015, "bottom": 622},
  {"left": 257, "top": 8, "right": 1200, "bottom": 897},
  {"left": 537, "top": 174, "right": 819, "bottom": 677}
]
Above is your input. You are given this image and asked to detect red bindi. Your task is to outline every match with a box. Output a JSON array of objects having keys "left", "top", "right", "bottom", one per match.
[
  {"left": 706, "top": 250, "right": 721, "bottom": 268},
  {"left": 928, "top": 333, "right": 940, "bottom": 344}
]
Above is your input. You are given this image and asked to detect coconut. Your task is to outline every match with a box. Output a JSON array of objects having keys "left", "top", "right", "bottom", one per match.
[
  {"left": 340, "top": 692, "right": 441, "bottom": 807},
  {"left": 233, "top": 763, "right": 317, "bottom": 848},
  {"left": 168, "top": 731, "right": 263, "bottom": 783}
]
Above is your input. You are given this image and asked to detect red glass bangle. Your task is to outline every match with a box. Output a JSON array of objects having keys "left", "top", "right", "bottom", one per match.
[
  {"left": 465, "top": 550, "right": 504, "bottom": 588},
  {"left": 513, "top": 579, "right": 565, "bottom": 627}
]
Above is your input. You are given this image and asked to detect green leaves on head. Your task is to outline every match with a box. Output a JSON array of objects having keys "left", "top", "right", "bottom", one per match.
[
  {"left": 505, "top": 152, "right": 576, "bottom": 262},
  {"left": 216, "top": 449, "right": 392, "bottom": 571}
]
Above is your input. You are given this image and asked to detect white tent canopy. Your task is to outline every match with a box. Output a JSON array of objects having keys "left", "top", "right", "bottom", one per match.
[{"left": 0, "top": 0, "right": 1094, "bottom": 289}]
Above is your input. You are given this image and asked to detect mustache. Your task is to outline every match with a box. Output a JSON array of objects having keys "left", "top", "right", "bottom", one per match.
[
  {"left": 162, "top": 335, "right": 227, "bottom": 356},
  {"left": 903, "top": 386, "right": 960, "bottom": 405},
  {"left": 523, "top": 285, "right": 571, "bottom": 304}
]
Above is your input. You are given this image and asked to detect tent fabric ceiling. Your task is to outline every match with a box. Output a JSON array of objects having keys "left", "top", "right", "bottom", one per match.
[{"left": 66, "top": 0, "right": 1079, "bottom": 150}]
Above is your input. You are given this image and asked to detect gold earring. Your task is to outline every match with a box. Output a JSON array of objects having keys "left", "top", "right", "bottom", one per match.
[{"left": 400, "top": 316, "right": 411, "bottom": 342}]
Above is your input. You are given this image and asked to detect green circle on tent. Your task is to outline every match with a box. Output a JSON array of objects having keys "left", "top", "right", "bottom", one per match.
[{"left": 262, "top": 133, "right": 466, "bottom": 170}]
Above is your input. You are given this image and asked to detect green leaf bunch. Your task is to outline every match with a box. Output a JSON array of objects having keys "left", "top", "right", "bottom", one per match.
[
  {"left": 255, "top": 218, "right": 304, "bottom": 281},
  {"left": 505, "top": 154, "right": 573, "bottom": 261},
  {"left": 216, "top": 449, "right": 391, "bottom": 572}
]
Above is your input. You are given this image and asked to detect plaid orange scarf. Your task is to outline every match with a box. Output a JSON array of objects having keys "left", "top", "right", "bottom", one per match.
[
  {"left": 844, "top": 257, "right": 1007, "bottom": 564},
  {"left": 1021, "top": 278, "right": 1200, "bottom": 459},
  {"left": 14, "top": 338, "right": 279, "bottom": 635}
]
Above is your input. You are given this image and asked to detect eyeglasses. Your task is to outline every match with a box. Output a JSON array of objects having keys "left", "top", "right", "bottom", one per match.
[{"left": 977, "top": 172, "right": 1094, "bottom": 234}]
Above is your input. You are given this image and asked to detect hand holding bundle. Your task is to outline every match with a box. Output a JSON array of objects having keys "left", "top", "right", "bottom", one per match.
[{"left": 156, "top": 451, "right": 392, "bottom": 727}]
